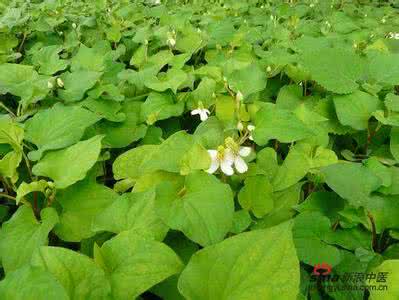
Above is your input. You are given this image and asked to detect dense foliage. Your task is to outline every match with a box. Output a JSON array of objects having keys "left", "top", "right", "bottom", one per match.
[{"left": 0, "top": 0, "right": 399, "bottom": 299}]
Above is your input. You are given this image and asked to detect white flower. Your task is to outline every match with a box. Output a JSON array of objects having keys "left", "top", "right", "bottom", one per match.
[
  {"left": 167, "top": 37, "right": 176, "bottom": 47},
  {"left": 47, "top": 81, "right": 53, "bottom": 89},
  {"left": 388, "top": 32, "right": 399, "bottom": 40},
  {"left": 234, "top": 146, "right": 251, "bottom": 173},
  {"left": 207, "top": 147, "right": 235, "bottom": 176},
  {"left": 206, "top": 142, "right": 251, "bottom": 176},
  {"left": 247, "top": 124, "right": 255, "bottom": 141},
  {"left": 191, "top": 108, "right": 210, "bottom": 121},
  {"left": 56, "top": 78, "right": 64, "bottom": 88}
]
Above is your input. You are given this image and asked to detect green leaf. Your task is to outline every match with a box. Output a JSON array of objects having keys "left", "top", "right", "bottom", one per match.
[
  {"left": 370, "top": 260, "right": 399, "bottom": 300},
  {"left": 272, "top": 144, "right": 337, "bottom": 191},
  {"left": 97, "top": 230, "right": 183, "bottom": 300},
  {"left": 0, "top": 206, "right": 58, "bottom": 274},
  {"left": 58, "top": 71, "right": 102, "bottom": 102},
  {"left": 253, "top": 103, "right": 313, "bottom": 145},
  {"left": 31, "top": 45, "right": 68, "bottom": 75},
  {"left": 295, "top": 191, "right": 345, "bottom": 221},
  {"left": 71, "top": 44, "right": 107, "bottom": 72},
  {"left": 16, "top": 180, "right": 51, "bottom": 204},
  {"left": 367, "top": 52, "right": 399, "bottom": 86},
  {"left": 333, "top": 90, "right": 381, "bottom": 130},
  {"left": 155, "top": 171, "right": 234, "bottom": 246},
  {"left": 178, "top": 221, "right": 300, "bottom": 300},
  {"left": 193, "top": 117, "right": 224, "bottom": 149},
  {"left": 302, "top": 47, "right": 364, "bottom": 94},
  {"left": 238, "top": 175, "right": 274, "bottom": 218},
  {"left": 391, "top": 127, "right": 399, "bottom": 162},
  {"left": 322, "top": 162, "right": 382, "bottom": 208},
  {"left": 25, "top": 103, "right": 101, "bottom": 161},
  {"left": 0, "top": 63, "right": 50, "bottom": 107},
  {"left": 0, "top": 266, "right": 69, "bottom": 300},
  {"left": 32, "top": 135, "right": 103, "bottom": 189},
  {"left": 293, "top": 212, "right": 341, "bottom": 267},
  {"left": 365, "top": 195, "right": 399, "bottom": 234},
  {"left": 252, "top": 183, "right": 303, "bottom": 230},
  {"left": 227, "top": 64, "right": 267, "bottom": 98},
  {"left": 144, "top": 68, "right": 187, "bottom": 93},
  {"left": 93, "top": 190, "right": 169, "bottom": 241},
  {"left": 141, "top": 92, "right": 185, "bottom": 125},
  {"left": 97, "top": 101, "right": 147, "bottom": 148},
  {"left": 54, "top": 177, "right": 119, "bottom": 242},
  {"left": 113, "top": 144, "right": 158, "bottom": 180},
  {"left": 31, "top": 246, "right": 111, "bottom": 300},
  {"left": 141, "top": 131, "right": 209, "bottom": 175},
  {"left": 81, "top": 98, "right": 125, "bottom": 122}
]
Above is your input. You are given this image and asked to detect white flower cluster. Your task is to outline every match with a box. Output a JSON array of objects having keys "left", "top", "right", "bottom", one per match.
[{"left": 206, "top": 138, "right": 251, "bottom": 176}]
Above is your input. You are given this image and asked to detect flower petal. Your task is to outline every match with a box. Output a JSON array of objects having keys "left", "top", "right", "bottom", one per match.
[
  {"left": 191, "top": 109, "right": 200, "bottom": 116},
  {"left": 206, "top": 159, "right": 219, "bottom": 174},
  {"left": 223, "top": 149, "right": 235, "bottom": 164},
  {"left": 220, "top": 159, "right": 234, "bottom": 176},
  {"left": 234, "top": 156, "right": 248, "bottom": 173},
  {"left": 206, "top": 150, "right": 219, "bottom": 174},
  {"left": 199, "top": 110, "right": 209, "bottom": 121},
  {"left": 239, "top": 146, "right": 251, "bottom": 157}
]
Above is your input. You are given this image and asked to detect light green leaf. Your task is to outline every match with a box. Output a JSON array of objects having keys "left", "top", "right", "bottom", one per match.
[
  {"left": 113, "top": 145, "right": 158, "bottom": 180},
  {"left": 322, "top": 162, "right": 382, "bottom": 207},
  {"left": 141, "top": 131, "right": 208, "bottom": 174},
  {"left": 16, "top": 180, "right": 51, "bottom": 204},
  {"left": 54, "top": 177, "right": 119, "bottom": 242},
  {"left": 32, "top": 135, "right": 103, "bottom": 189},
  {"left": 141, "top": 92, "right": 185, "bottom": 125},
  {"left": 155, "top": 171, "right": 234, "bottom": 246},
  {"left": 31, "top": 246, "right": 111, "bottom": 300},
  {"left": 302, "top": 47, "right": 364, "bottom": 94},
  {"left": 178, "top": 221, "right": 300, "bottom": 300},
  {"left": 31, "top": 45, "right": 68, "bottom": 75},
  {"left": 97, "top": 230, "right": 183, "bottom": 300},
  {"left": 273, "top": 144, "right": 337, "bottom": 191},
  {"left": 0, "top": 63, "right": 50, "bottom": 107},
  {"left": 370, "top": 260, "right": 399, "bottom": 300},
  {"left": 253, "top": 103, "right": 313, "bottom": 145},
  {"left": 238, "top": 175, "right": 274, "bottom": 218},
  {"left": 58, "top": 71, "right": 102, "bottom": 102},
  {"left": 93, "top": 190, "right": 169, "bottom": 241},
  {"left": 97, "top": 101, "right": 147, "bottom": 148},
  {"left": 293, "top": 212, "right": 341, "bottom": 266},
  {"left": 25, "top": 104, "right": 101, "bottom": 161},
  {"left": 391, "top": 127, "right": 399, "bottom": 162},
  {"left": 333, "top": 90, "right": 381, "bottom": 130},
  {"left": 144, "top": 68, "right": 187, "bottom": 93},
  {"left": 227, "top": 64, "right": 267, "bottom": 98},
  {"left": 81, "top": 98, "right": 125, "bottom": 122},
  {"left": 0, "top": 206, "right": 58, "bottom": 274},
  {"left": 367, "top": 52, "right": 399, "bottom": 86},
  {"left": 0, "top": 266, "right": 69, "bottom": 300}
]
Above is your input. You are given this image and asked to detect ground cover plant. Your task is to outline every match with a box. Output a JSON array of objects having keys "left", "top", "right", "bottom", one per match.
[{"left": 0, "top": 0, "right": 399, "bottom": 299}]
